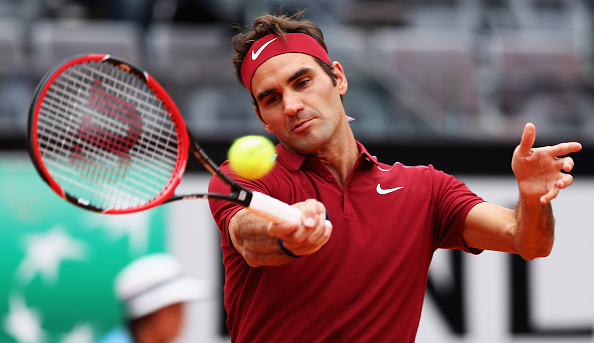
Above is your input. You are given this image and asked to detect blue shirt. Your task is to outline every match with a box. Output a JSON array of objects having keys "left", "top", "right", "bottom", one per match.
[{"left": 96, "top": 326, "right": 134, "bottom": 343}]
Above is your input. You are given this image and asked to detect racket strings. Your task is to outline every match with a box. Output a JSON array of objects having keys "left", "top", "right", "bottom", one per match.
[{"left": 36, "top": 61, "right": 181, "bottom": 210}]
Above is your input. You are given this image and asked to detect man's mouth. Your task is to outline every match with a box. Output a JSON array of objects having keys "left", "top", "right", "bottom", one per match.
[{"left": 291, "top": 118, "right": 313, "bottom": 133}]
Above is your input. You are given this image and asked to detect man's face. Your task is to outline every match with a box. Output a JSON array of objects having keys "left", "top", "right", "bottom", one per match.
[
  {"left": 149, "top": 302, "right": 184, "bottom": 341},
  {"left": 250, "top": 53, "right": 348, "bottom": 154}
]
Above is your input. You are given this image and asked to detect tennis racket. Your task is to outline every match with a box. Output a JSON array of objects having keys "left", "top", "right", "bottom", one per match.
[{"left": 27, "top": 53, "right": 301, "bottom": 224}]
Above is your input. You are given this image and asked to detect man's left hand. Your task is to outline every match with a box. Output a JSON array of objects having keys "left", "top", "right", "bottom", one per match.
[{"left": 512, "top": 123, "right": 582, "bottom": 204}]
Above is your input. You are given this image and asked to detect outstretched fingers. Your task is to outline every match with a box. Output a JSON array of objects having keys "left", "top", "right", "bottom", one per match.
[
  {"left": 540, "top": 158, "right": 576, "bottom": 204},
  {"left": 513, "top": 123, "right": 582, "bottom": 204}
]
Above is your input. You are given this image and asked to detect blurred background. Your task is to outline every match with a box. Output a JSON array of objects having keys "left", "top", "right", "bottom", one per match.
[{"left": 0, "top": 0, "right": 593, "bottom": 342}]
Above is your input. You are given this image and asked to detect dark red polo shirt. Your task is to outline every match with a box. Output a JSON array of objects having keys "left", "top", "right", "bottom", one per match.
[{"left": 208, "top": 141, "right": 484, "bottom": 343}]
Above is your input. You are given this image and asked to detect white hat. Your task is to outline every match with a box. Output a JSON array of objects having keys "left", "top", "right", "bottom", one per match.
[{"left": 115, "top": 254, "right": 208, "bottom": 319}]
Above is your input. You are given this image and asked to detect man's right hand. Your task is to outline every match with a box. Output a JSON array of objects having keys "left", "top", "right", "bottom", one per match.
[{"left": 268, "top": 199, "right": 333, "bottom": 257}]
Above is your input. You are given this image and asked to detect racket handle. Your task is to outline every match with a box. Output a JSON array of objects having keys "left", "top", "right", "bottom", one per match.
[{"left": 248, "top": 191, "right": 303, "bottom": 224}]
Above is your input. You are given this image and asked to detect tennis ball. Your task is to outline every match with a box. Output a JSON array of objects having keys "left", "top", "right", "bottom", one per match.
[{"left": 228, "top": 135, "right": 276, "bottom": 180}]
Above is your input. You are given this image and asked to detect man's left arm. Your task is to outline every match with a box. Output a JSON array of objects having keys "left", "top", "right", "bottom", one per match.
[{"left": 463, "top": 123, "right": 582, "bottom": 260}]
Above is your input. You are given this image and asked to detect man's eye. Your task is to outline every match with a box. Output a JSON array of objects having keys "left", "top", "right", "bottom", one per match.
[
  {"left": 296, "top": 79, "right": 310, "bottom": 88},
  {"left": 266, "top": 95, "right": 280, "bottom": 105}
]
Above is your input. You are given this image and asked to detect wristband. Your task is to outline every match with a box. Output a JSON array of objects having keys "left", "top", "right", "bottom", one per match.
[{"left": 277, "top": 238, "right": 303, "bottom": 258}]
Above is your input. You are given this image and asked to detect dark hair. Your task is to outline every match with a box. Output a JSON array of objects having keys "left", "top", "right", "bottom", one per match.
[{"left": 231, "top": 11, "right": 337, "bottom": 89}]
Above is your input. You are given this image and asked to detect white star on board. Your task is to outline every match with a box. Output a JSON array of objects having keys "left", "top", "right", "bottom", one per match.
[
  {"left": 16, "top": 225, "right": 88, "bottom": 286},
  {"left": 3, "top": 295, "right": 46, "bottom": 343},
  {"left": 90, "top": 211, "right": 151, "bottom": 255}
]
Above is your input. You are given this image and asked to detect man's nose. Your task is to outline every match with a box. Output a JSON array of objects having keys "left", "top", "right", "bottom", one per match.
[{"left": 283, "top": 91, "right": 304, "bottom": 116}]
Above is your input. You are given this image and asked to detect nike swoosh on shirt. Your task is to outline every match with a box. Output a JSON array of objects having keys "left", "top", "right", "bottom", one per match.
[
  {"left": 376, "top": 184, "right": 404, "bottom": 195},
  {"left": 252, "top": 38, "right": 278, "bottom": 60}
]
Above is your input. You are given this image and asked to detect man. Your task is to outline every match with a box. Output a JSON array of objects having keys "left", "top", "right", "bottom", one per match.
[
  {"left": 208, "top": 11, "right": 582, "bottom": 342},
  {"left": 97, "top": 254, "right": 207, "bottom": 343}
]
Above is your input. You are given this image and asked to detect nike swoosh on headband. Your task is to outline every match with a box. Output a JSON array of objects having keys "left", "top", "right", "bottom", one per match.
[
  {"left": 376, "top": 184, "right": 404, "bottom": 195},
  {"left": 252, "top": 38, "right": 278, "bottom": 60}
]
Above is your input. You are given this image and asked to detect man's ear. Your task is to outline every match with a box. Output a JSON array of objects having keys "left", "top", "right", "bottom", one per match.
[
  {"left": 255, "top": 105, "right": 274, "bottom": 133},
  {"left": 332, "top": 61, "right": 348, "bottom": 96}
]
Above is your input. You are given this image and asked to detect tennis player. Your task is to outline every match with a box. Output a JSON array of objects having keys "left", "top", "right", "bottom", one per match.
[{"left": 208, "top": 11, "right": 582, "bottom": 342}]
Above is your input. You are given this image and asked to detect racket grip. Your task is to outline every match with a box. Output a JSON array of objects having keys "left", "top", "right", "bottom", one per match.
[{"left": 248, "top": 191, "right": 302, "bottom": 224}]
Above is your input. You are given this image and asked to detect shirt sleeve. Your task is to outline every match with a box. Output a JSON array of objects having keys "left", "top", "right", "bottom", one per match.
[{"left": 430, "top": 167, "right": 485, "bottom": 254}]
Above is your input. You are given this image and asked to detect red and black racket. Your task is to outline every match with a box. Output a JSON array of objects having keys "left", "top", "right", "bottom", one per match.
[{"left": 27, "top": 53, "right": 301, "bottom": 223}]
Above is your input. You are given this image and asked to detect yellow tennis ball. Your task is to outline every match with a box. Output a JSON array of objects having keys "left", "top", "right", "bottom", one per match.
[{"left": 228, "top": 135, "right": 276, "bottom": 180}]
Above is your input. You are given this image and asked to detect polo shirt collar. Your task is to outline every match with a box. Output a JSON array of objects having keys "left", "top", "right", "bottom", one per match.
[{"left": 275, "top": 140, "right": 379, "bottom": 171}]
